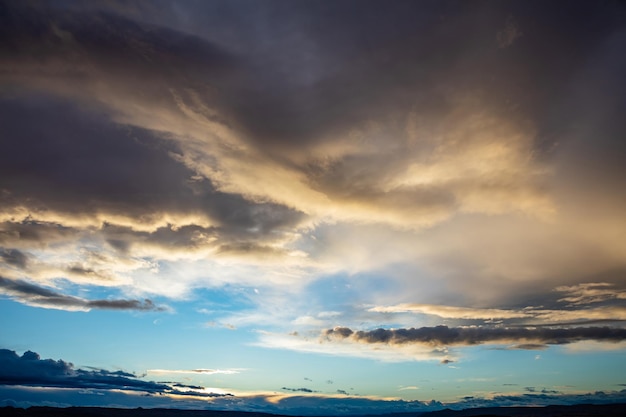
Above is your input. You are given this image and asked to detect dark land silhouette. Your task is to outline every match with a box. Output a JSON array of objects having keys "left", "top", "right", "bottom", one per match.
[{"left": 2, "top": 403, "right": 626, "bottom": 417}]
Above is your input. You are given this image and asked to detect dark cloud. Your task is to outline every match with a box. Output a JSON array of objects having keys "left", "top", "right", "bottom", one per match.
[
  {"left": 0, "top": 220, "right": 78, "bottom": 248},
  {"left": 452, "top": 391, "right": 626, "bottom": 410},
  {"left": 0, "top": 94, "right": 303, "bottom": 241},
  {"left": 324, "top": 325, "right": 626, "bottom": 347},
  {"left": 0, "top": 349, "right": 179, "bottom": 394},
  {"left": 281, "top": 387, "right": 317, "bottom": 393},
  {"left": 4, "top": 0, "right": 621, "bottom": 175},
  {"left": 0, "top": 0, "right": 307, "bottom": 267},
  {"left": 505, "top": 343, "right": 549, "bottom": 350},
  {"left": 0, "top": 249, "right": 28, "bottom": 269},
  {"left": 0, "top": 276, "right": 165, "bottom": 312}
]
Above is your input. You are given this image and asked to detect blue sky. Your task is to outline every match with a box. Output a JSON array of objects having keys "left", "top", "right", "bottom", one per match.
[{"left": 1, "top": 0, "right": 626, "bottom": 414}]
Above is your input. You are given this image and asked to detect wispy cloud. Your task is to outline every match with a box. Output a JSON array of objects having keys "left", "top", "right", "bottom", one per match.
[
  {"left": 555, "top": 283, "right": 626, "bottom": 306},
  {"left": 369, "top": 304, "right": 529, "bottom": 320},
  {"left": 0, "top": 276, "right": 166, "bottom": 312},
  {"left": 368, "top": 284, "right": 626, "bottom": 326},
  {"left": 148, "top": 368, "right": 241, "bottom": 375}
]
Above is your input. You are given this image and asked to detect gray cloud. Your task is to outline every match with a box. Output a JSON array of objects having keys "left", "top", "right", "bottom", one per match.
[
  {"left": 451, "top": 391, "right": 626, "bottom": 410},
  {"left": 0, "top": 276, "right": 165, "bottom": 312},
  {"left": 324, "top": 325, "right": 626, "bottom": 348},
  {"left": 0, "top": 348, "right": 231, "bottom": 397},
  {"left": 0, "top": 95, "right": 303, "bottom": 242},
  {"left": 0, "top": 249, "right": 28, "bottom": 269},
  {"left": 282, "top": 387, "right": 317, "bottom": 393}
]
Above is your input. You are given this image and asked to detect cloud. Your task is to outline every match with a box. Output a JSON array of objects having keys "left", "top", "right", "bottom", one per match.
[
  {"left": 369, "top": 304, "right": 529, "bottom": 320},
  {"left": 0, "top": 348, "right": 229, "bottom": 397},
  {"left": 555, "top": 283, "right": 626, "bottom": 306},
  {"left": 255, "top": 330, "right": 450, "bottom": 363},
  {"left": 368, "top": 286, "right": 626, "bottom": 327},
  {"left": 497, "top": 15, "right": 522, "bottom": 48},
  {"left": 323, "top": 325, "right": 626, "bottom": 348},
  {"left": 0, "top": 249, "right": 28, "bottom": 269},
  {"left": 148, "top": 368, "right": 241, "bottom": 375},
  {"left": 282, "top": 387, "right": 317, "bottom": 393},
  {"left": 0, "top": 276, "right": 166, "bottom": 312},
  {"left": 3, "top": 384, "right": 626, "bottom": 416},
  {"left": 451, "top": 391, "right": 626, "bottom": 410}
]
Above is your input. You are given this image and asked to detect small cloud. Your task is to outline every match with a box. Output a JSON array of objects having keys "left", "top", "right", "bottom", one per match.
[
  {"left": 148, "top": 368, "right": 241, "bottom": 375},
  {"left": 555, "top": 282, "right": 626, "bottom": 306},
  {"left": 440, "top": 359, "right": 454, "bottom": 365},
  {"left": 336, "top": 389, "right": 349, "bottom": 395},
  {"left": 497, "top": 15, "right": 522, "bottom": 48},
  {"left": 398, "top": 386, "right": 419, "bottom": 391},
  {"left": 541, "top": 388, "right": 560, "bottom": 394},
  {"left": 511, "top": 343, "right": 548, "bottom": 350},
  {"left": 318, "top": 311, "right": 341, "bottom": 318},
  {"left": 281, "top": 387, "right": 317, "bottom": 393},
  {"left": 535, "top": 354, "right": 542, "bottom": 360}
]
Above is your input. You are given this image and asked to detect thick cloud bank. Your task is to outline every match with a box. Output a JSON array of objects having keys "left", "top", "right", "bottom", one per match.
[{"left": 0, "top": 349, "right": 228, "bottom": 397}]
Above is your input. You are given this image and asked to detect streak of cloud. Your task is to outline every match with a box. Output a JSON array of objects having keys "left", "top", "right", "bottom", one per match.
[
  {"left": 0, "top": 276, "right": 166, "bottom": 312},
  {"left": 148, "top": 368, "right": 241, "bottom": 375},
  {"left": 323, "top": 325, "right": 626, "bottom": 348}
]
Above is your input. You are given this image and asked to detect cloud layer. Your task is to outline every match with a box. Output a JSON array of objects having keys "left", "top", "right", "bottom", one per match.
[
  {"left": 0, "top": 348, "right": 227, "bottom": 397},
  {"left": 324, "top": 325, "right": 626, "bottom": 348}
]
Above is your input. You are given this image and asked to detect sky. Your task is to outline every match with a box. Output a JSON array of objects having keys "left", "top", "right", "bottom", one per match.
[{"left": 1, "top": 0, "right": 626, "bottom": 414}]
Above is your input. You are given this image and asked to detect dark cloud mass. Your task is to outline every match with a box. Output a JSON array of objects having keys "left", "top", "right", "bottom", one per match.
[
  {"left": 325, "top": 325, "right": 626, "bottom": 348},
  {"left": 1, "top": 349, "right": 162, "bottom": 393}
]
